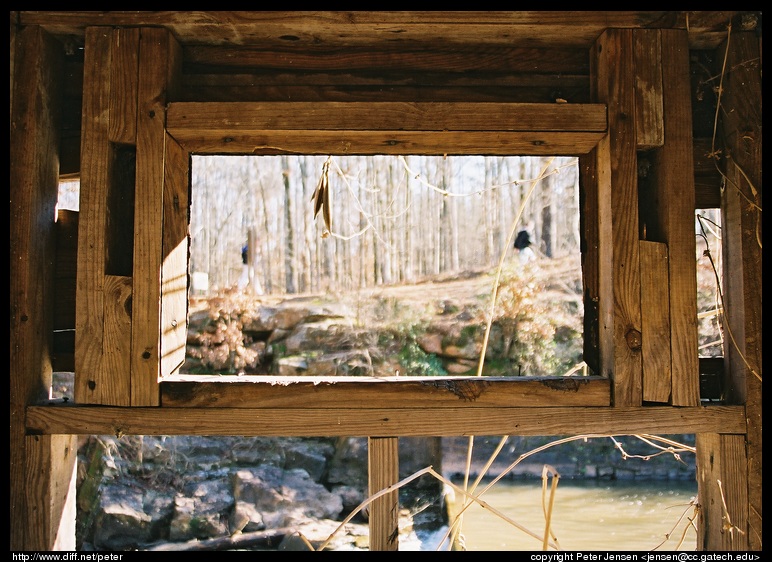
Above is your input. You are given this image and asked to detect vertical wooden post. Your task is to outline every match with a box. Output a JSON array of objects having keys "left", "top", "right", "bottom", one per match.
[
  {"left": 24, "top": 435, "right": 78, "bottom": 550},
  {"left": 634, "top": 29, "right": 672, "bottom": 404},
  {"left": 160, "top": 134, "right": 190, "bottom": 380},
  {"left": 75, "top": 27, "right": 139, "bottom": 405},
  {"left": 590, "top": 29, "right": 643, "bottom": 406},
  {"left": 10, "top": 24, "right": 77, "bottom": 550},
  {"left": 368, "top": 437, "right": 400, "bottom": 551},
  {"left": 131, "top": 28, "right": 183, "bottom": 403},
  {"left": 696, "top": 434, "right": 749, "bottom": 549},
  {"left": 649, "top": 29, "right": 701, "bottom": 406},
  {"left": 718, "top": 30, "right": 762, "bottom": 550}
]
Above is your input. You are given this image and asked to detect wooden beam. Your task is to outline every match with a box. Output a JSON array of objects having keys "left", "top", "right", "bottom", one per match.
[
  {"left": 75, "top": 27, "right": 132, "bottom": 405},
  {"left": 24, "top": 434, "right": 78, "bottom": 550},
  {"left": 633, "top": 30, "right": 664, "bottom": 149},
  {"left": 168, "top": 101, "right": 606, "bottom": 133},
  {"left": 131, "top": 28, "right": 183, "bottom": 405},
  {"left": 174, "top": 131, "right": 606, "bottom": 157},
  {"left": 26, "top": 405, "right": 746, "bottom": 437},
  {"left": 160, "top": 133, "right": 190, "bottom": 380},
  {"left": 719, "top": 31, "right": 762, "bottom": 550},
  {"left": 639, "top": 241, "right": 671, "bottom": 403},
  {"left": 368, "top": 437, "right": 399, "bottom": 551},
  {"left": 17, "top": 11, "right": 751, "bottom": 50},
  {"left": 591, "top": 29, "right": 643, "bottom": 406},
  {"left": 696, "top": 434, "right": 749, "bottom": 550},
  {"left": 578, "top": 150, "right": 600, "bottom": 375},
  {"left": 184, "top": 44, "right": 589, "bottom": 73},
  {"left": 166, "top": 102, "right": 607, "bottom": 156},
  {"left": 160, "top": 376, "right": 611, "bottom": 408},
  {"left": 107, "top": 29, "right": 139, "bottom": 144},
  {"left": 651, "top": 29, "right": 700, "bottom": 407},
  {"left": 10, "top": 23, "right": 72, "bottom": 550}
]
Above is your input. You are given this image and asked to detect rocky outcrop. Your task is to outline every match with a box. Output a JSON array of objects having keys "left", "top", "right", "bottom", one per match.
[
  {"left": 76, "top": 435, "right": 449, "bottom": 551},
  {"left": 183, "top": 287, "right": 581, "bottom": 378}
]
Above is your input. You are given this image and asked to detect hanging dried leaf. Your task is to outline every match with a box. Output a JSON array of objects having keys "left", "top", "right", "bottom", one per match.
[
  {"left": 321, "top": 172, "right": 331, "bottom": 234},
  {"left": 311, "top": 158, "right": 332, "bottom": 236}
]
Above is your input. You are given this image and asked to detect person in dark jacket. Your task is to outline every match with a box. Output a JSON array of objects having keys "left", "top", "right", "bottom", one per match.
[{"left": 514, "top": 230, "right": 536, "bottom": 264}]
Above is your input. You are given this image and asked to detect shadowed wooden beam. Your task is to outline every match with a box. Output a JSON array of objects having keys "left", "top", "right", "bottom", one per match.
[
  {"left": 10, "top": 24, "right": 73, "bottom": 551},
  {"left": 18, "top": 11, "right": 749, "bottom": 50},
  {"left": 718, "top": 31, "right": 762, "bottom": 551}
]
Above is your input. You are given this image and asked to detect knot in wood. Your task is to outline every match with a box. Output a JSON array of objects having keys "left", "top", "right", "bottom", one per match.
[{"left": 625, "top": 328, "right": 642, "bottom": 351}]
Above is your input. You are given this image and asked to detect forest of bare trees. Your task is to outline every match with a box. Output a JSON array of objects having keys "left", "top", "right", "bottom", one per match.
[{"left": 188, "top": 155, "right": 581, "bottom": 296}]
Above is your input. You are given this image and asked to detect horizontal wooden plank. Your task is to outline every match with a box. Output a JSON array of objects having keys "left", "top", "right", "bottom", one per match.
[
  {"left": 167, "top": 101, "right": 607, "bottom": 133},
  {"left": 160, "top": 375, "right": 611, "bottom": 408},
  {"left": 178, "top": 84, "right": 592, "bottom": 105},
  {"left": 183, "top": 45, "right": 589, "bottom": 73},
  {"left": 19, "top": 11, "right": 750, "bottom": 50},
  {"left": 167, "top": 101, "right": 607, "bottom": 155},
  {"left": 26, "top": 404, "right": 746, "bottom": 437},
  {"left": 174, "top": 131, "right": 606, "bottom": 156}
]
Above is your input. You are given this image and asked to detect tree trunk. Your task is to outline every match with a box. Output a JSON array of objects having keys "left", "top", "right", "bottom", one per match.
[{"left": 281, "top": 156, "right": 296, "bottom": 294}]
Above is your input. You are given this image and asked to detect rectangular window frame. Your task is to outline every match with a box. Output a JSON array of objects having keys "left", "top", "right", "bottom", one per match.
[{"left": 159, "top": 101, "right": 611, "bottom": 409}]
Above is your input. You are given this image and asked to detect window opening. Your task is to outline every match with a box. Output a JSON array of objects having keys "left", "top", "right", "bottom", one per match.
[{"left": 184, "top": 155, "right": 586, "bottom": 379}]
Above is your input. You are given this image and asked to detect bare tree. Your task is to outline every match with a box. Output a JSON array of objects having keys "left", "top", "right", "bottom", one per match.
[
  {"left": 280, "top": 156, "right": 297, "bottom": 294},
  {"left": 188, "top": 155, "right": 581, "bottom": 296}
]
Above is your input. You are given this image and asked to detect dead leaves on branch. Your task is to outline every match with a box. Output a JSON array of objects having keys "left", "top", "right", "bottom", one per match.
[{"left": 311, "top": 158, "right": 332, "bottom": 238}]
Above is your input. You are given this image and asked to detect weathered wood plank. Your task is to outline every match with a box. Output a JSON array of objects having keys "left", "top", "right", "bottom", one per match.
[
  {"left": 179, "top": 83, "right": 591, "bottom": 105},
  {"left": 167, "top": 101, "right": 608, "bottom": 156},
  {"left": 131, "top": 28, "right": 183, "bottom": 405},
  {"left": 184, "top": 45, "right": 589, "bottom": 73},
  {"left": 107, "top": 28, "right": 139, "bottom": 144},
  {"left": 26, "top": 405, "right": 746, "bottom": 437},
  {"left": 639, "top": 241, "right": 672, "bottom": 403},
  {"left": 652, "top": 30, "right": 700, "bottom": 407},
  {"left": 719, "top": 31, "right": 762, "bottom": 550},
  {"left": 19, "top": 11, "right": 748, "bottom": 50},
  {"left": 101, "top": 275, "right": 132, "bottom": 403},
  {"left": 160, "top": 377, "right": 611, "bottom": 408},
  {"left": 368, "top": 437, "right": 399, "bottom": 551},
  {"left": 579, "top": 148, "right": 601, "bottom": 375},
  {"left": 591, "top": 29, "right": 643, "bottom": 406},
  {"left": 174, "top": 131, "right": 606, "bottom": 157},
  {"left": 696, "top": 433, "right": 749, "bottom": 550},
  {"left": 9, "top": 23, "right": 65, "bottom": 551},
  {"left": 167, "top": 101, "right": 607, "bottom": 133},
  {"left": 75, "top": 27, "right": 114, "bottom": 404},
  {"left": 24, "top": 434, "right": 78, "bottom": 551},
  {"left": 160, "top": 133, "right": 190, "bottom": 380},
  {"left": 633, "top": 30, "right": 664, "bottom": 149},
  {"left": 579, "top": 150, "right": 600, "bottom": 375}
]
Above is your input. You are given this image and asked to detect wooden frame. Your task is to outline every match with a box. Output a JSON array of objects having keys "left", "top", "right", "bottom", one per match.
[
  {"left": 159, "top": 100, "right": 612, "bottom": 409},
  {"left": 11, "top": 12, "right": 760, "bottom": 551}
]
